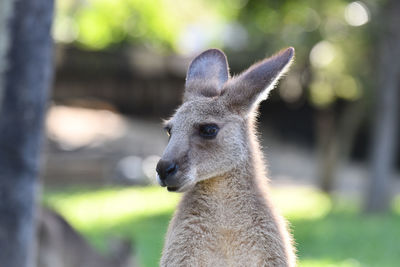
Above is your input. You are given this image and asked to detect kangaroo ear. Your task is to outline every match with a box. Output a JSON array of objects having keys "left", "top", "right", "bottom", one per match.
[
  {"left": 222, "top": 47, "right": 294, "bottom": 114},
  {"left": 184, "top": 49, "right": 230, "bottom": 101}
]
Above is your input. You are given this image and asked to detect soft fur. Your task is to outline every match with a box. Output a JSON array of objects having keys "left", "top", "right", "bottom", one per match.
[{"left": 158, "top": 48, "right": 296, "bottom": 266}]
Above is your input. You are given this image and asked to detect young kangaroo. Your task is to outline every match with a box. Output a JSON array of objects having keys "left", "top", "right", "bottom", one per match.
[
  {"left": 36, "top": 207, "right": 134, "bottom": 267},
  {"left": 156, "top": 47, "right": 296, "bottom": 266}
]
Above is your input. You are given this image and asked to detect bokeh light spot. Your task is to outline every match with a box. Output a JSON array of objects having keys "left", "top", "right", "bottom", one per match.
[
  {"left": 46, "top": 105, "right": 126, "bottom": 150},
  {"left": 310, "top": 41, "right": 336, "bottom": 68},
  {"left": 279, "top": 74, "right": 303, "bottom": 103},
  {"left": 117, "top": 156, "right": 144, "bottom": 181},
  {"left": 344, "top": 2, "right": 370, "bottom": 27},
  {"left": 335, "top": 75, "right": 361, "bottom": 100},
  {"left": 142, "top": 155, "right": 161, "bottom": 184},
  {"left": 310, "top": 80, "right": 335, "bottom": 107}
]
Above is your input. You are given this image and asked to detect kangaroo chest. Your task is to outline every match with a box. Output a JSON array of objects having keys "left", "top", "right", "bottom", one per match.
[
  {"left": 184, "top": 193, "right": 272, "bottom": 249},
  {"left": 161, "top": 186, "right": 291, "bottom": 267}
]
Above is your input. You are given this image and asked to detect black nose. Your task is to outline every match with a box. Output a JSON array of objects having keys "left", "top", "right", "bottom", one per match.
[{"left": 156, "top": 160, "right": 178, "bottom": 182}]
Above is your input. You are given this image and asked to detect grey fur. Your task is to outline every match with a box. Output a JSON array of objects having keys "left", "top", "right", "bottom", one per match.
[{"left": 159, "top": 47, "right": 296, "bottom": 266}]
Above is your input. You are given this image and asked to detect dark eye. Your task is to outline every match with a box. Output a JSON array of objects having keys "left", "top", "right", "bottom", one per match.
[
  {"left": 199, "top": 124, "right": 219, "bottom": 139},
  {"left": 164, "top": 126, "right": 171, "bottom": 137}
]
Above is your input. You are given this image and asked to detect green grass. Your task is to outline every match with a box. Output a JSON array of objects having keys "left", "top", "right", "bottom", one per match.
[{"left": 43, "top": 186, "right": 400, "bottom": 267}]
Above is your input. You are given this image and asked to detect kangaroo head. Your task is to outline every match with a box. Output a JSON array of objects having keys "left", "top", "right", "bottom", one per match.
[{"left": 156, "top": 48, "right": 294, "bottom": 192}]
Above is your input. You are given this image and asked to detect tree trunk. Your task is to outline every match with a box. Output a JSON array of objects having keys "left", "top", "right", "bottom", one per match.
[
  {"left": 364, "top": 0, "right": 400, "bottom": 213},
  {"left": 0, "top": 0, "right": 54, "bottom": 266},
  {"left": 316, "top": 108, "right": 338, "bottom": 193},
  {"left": 317, "top": 100, "right": 367, "bottom": 193}
]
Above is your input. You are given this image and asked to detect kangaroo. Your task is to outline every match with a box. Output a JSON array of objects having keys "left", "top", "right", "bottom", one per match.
[
  {"left": 156, "top": 47, "right": 296, "bottom": 266},
  {"left": 36, "top": 207, "right": 134, "bottom": 267}
]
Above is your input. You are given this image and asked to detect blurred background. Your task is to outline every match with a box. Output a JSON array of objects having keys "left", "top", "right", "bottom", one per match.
[{"left": 2, "top": 0, "right": 400, "bottom": 266}]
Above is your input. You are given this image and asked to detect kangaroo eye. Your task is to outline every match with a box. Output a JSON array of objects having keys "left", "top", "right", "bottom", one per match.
[
  {"left": 164, "top": 126, "right": 171, "bottom": 137},
  {"left": 199, "top": 124, "right": 219, "bottom": 139}
]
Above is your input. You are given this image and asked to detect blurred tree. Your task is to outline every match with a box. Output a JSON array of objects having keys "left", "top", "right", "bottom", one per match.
[
  {"left": 365, "top": 0, "right": 400, "bottom": 213},
  {"left": 235, "top": 0, "right": 373, "bottom": 193},
  {"left": 0, "top": 0, "right": 54, "bottom": 267}
]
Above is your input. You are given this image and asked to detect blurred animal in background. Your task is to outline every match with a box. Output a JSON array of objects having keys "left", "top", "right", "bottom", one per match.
[
  {"left": 157, "top": 47, "right": 296, "bottom": 266},
  {"left": 36, "top": 207, "right": 134, "bottom": 267}
]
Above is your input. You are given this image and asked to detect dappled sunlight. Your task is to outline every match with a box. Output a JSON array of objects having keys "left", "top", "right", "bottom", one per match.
[
  {"left": 44, "top": 186, "right": 180, "bottom": 231},
  {"left": 43, "top": 186, "right": 400, "bottom": 267},
  {"left": 271, "top": 186, "right": 332, "bottom": 220},
  {"left": 44, "top": 186, "right": 331, "bottom": 229}
]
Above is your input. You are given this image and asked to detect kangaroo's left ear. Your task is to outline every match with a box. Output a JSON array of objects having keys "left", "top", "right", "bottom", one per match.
[{"left": 222, "top": 47, "right": 294, "bottom": 114}]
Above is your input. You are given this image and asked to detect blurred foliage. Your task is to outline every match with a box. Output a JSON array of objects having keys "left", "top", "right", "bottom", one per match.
[
  {"left": 43, "top": 186, "right": 400, "bottom": 267},
  {"left": 54, "top": 0, "right": 239, "bottom": 51},
  {"left": 53, "top": 0, "right": 383, "bottom": 109}
]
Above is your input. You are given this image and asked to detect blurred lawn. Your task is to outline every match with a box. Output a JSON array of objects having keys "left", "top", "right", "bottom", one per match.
[{"left": 43, "top": 186, "right": 400, "bottom": 267}]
